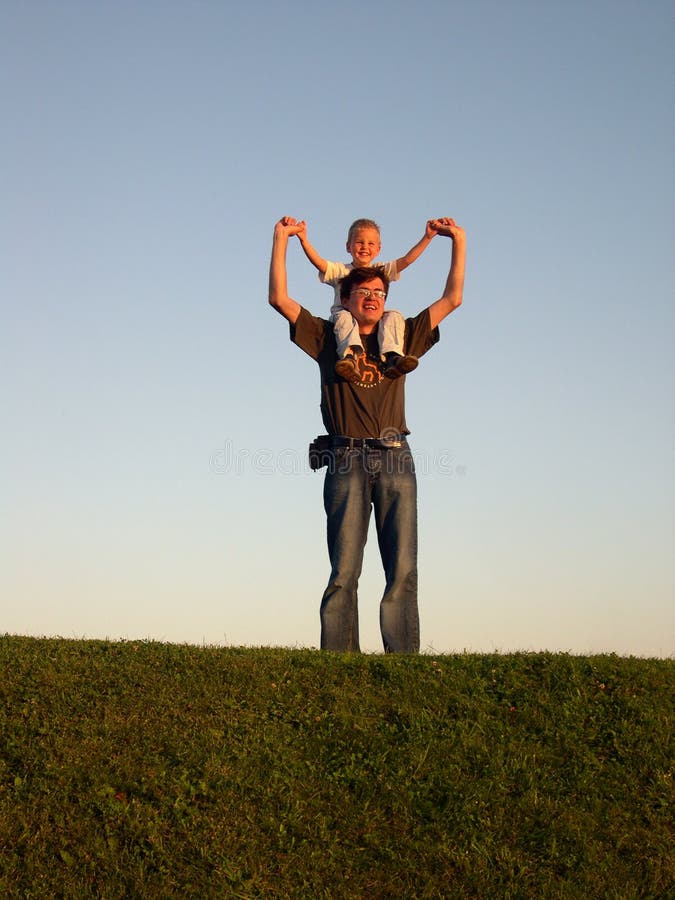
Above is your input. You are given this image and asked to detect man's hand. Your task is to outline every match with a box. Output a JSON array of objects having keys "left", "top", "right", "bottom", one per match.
[
  {"left": 430, "top": 217, "right": 465, "bottom": 243},
  {"left": 275, "top": 216, "right": 305, "bottom": 238},
  {"left": 427, "top": 217, "right": 466, "bottom": 330},
  {"left": 269, "top": 218, "right": 303, "bottom": 323}
]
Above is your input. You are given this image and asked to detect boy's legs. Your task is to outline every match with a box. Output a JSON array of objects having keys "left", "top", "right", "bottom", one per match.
[
  {"left": 331, "top": 307, "right": 363, "bottom": 359},
  {"left": 331, "top": 307, "right": 364, "bottom": 383},
  {"left": 378, "top": 309, "right": 406, "bottom": 357},
  {"left": 378, "top": 310, "right": 419, "bottom": 379}
]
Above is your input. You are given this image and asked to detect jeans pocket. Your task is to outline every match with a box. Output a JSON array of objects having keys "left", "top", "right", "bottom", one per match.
[{"left": 327, "top": 447, "right": 349, "bottom": 475}]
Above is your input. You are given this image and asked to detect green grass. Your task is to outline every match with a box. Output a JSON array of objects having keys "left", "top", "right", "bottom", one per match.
[{"left": 0, "top": 637, "right": 672, "bottom": 898}]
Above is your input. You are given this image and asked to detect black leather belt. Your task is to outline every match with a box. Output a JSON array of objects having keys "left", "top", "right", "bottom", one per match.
[{"left": 330, "top": 434, "right": 407, "bottom": 450}]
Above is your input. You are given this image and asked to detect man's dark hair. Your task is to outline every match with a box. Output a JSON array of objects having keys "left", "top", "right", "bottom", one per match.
[{"left": 339, "top": 266, "right": 390, "bottom": 302}]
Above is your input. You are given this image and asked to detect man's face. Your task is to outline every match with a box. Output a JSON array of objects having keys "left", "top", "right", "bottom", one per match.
[
  {"left": 346, "top": 227, "right": 381, "bottom": 266},
  {"left": 342, "top": 276, "right": 387, "bottom": 329}
]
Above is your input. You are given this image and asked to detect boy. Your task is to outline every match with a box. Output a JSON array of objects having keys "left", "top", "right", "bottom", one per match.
[{"left": 296, "top": 218, "right": 437, "bottom": 382}]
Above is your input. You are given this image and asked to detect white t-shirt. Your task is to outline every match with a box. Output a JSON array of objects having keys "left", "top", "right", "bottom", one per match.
[{"left": 321, "top": 259, "right": 400, "bottom": 314}]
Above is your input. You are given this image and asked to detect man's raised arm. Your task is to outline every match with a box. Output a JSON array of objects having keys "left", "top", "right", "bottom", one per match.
[
  {"left": 268, "top": 217, "right": 303, "bottom": 324},
  {"left": 428, "top": 218, "right": 466, "bottom": 330}
]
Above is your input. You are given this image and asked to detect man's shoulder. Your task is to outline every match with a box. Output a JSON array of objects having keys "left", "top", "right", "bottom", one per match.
[
  {"left": 405, "top": 306, "right": 432, "bottom": 327},
  {"left": 404, "top": 307, "right": 440, "bottom": 357},
  {"left": 295, "top": 306, "right": 331, "bottom": 327},
  {"left": 290, "top": 307, "right": 333, "bottom": 355}
]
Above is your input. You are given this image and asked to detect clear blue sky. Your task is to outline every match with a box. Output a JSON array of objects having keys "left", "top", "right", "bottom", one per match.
[{"left": 3, "top": 1, "right": 673, "bottom": 655}]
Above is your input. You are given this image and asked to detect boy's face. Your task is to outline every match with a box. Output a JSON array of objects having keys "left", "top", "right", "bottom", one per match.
[{"left": 346, "top": 227, "right": 381, "bottom": 266}]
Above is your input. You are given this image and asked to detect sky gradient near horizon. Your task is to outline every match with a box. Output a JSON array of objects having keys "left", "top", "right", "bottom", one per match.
[{"left": 3, "top": 1, "right": 673, "bottom": 655}]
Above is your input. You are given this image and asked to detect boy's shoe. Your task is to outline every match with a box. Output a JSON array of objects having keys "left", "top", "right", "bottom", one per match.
[
  {"left": 383, "top": 353, "right": 418, "bottom": 379},
  {"left": 335, "top": 354, "right": 361, "bottom": 384}
]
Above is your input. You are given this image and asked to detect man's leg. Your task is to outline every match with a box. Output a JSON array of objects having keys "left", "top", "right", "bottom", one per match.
[
  {"left": 373, "top": 446, "right": 420, "bottom": 653},
  {"left": 320, "top": 450, "right": 372, "bottom": 651}
]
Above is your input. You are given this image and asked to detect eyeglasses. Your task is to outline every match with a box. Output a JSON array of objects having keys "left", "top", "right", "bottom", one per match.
[{"left": 350, "top": 287, "right": 387, "bottom": 300}]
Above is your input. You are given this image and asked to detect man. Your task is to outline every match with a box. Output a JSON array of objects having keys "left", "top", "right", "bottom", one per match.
[{"left": 268, "top": 215, "right": 466, "bottom": 653}]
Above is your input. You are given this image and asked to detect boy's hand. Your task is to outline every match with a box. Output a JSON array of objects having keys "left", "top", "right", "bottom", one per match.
[
  {"left": 425, "top": 219, "right": 438, "bottom": 240},
  {"left": 292, "top": 219, "right": 326, "bottom": 273}
]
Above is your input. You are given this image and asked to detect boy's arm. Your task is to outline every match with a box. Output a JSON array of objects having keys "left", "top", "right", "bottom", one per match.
[
  {"left": 394, "top": 219, "right": 438, "bottom": 273},
  {"left": 296, "top": 220, "right": 328, "bottom": 275},
  {"left": 428, "top": 218, "right": 466, "bottom": 329},
  {"left": 268, "top": 217, "right": 303, "bottom": 324}
]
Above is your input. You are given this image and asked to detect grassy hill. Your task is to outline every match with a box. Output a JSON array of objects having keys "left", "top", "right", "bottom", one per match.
[{"left": 1, "top": 636, "right": 672, "bottom": 898}]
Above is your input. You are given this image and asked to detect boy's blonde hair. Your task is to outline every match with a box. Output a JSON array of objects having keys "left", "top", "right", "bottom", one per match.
[{"left": 347, "top": 219, "right": 381, "bottom": 244}]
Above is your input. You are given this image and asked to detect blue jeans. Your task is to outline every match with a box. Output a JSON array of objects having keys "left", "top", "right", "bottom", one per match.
[{"left": 320, "top": 443, "right": 419, "bottom": 653}]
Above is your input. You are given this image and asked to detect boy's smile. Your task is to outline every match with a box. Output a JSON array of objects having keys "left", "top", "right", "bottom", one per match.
[{"left": 346, "top": 226, "right": 381, "bottom": 266}]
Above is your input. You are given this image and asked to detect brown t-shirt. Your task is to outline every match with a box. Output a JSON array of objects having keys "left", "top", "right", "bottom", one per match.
[{"left": 290, "top": 307, "right": 439, "bottom": 438}]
